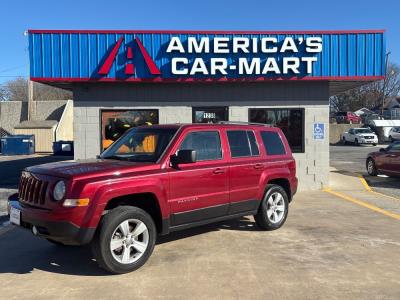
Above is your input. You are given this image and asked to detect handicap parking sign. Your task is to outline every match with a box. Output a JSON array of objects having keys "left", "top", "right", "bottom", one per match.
[{"left": 313, "top": 123, "right": 325, "bottom": 140}]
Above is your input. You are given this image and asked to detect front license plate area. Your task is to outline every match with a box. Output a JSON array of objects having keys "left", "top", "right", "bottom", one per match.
[{"left": 10, "top": 206, "right": 21, "bottom": 226}]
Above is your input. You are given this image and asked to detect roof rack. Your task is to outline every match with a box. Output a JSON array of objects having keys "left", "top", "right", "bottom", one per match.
[{"left": 217, "top": 121, "right": 271, "bottom": 127}]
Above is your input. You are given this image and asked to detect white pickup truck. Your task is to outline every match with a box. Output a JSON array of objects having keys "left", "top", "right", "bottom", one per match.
[{"left": 341, "top": 128, "right": 378, "bottom": 146}]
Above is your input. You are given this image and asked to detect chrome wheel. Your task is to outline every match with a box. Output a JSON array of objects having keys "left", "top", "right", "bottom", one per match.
[
  {"left": 110, "top": 219, "right": 149, "bottom": 264},
  {"left": 266, "top": 192, "right": 285, "bottom": 224},
  {"left": 367, "top": 159, "right": 376, "bottom": 176}
]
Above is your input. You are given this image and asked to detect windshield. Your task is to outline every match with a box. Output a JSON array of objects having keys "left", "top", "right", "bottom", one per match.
[
  {"left": 101, "top": 127, "right": 178, "bottom": 162},
  {"left": 354, "top": 129, "right": 373, "bottom": 134}
]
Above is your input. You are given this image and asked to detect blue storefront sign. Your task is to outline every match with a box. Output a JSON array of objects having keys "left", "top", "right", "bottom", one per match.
[{"left": 28, "top": 30, "right": 385, "bottom": 82}]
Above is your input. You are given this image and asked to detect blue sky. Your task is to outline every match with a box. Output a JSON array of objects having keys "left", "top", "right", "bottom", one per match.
[{"left": 0, "top": 0, "right": 399, "bottom": 84}]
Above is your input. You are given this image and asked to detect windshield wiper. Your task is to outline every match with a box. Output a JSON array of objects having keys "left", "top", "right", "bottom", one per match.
[{"left": 101, "top": 155, "right": 129, "bottom": 161}]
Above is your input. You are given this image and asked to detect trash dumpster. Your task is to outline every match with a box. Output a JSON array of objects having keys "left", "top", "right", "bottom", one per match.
[
  {"left": 53, "top": 141, "right": 74, "bottom": 156},
  {"left": 0, "top": 135, "right": 35, "bottom": 155}
]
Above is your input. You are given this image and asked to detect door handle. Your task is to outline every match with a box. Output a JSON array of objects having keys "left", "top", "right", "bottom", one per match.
[
  {"left": 213, "top": 168, "right": 225, "bottom": 174},
  {"left": 254, "top": 163, "right": 264, "bottom": 170},
  {"left": 388, "top": 154, "right": 397, "bottom": 157}
]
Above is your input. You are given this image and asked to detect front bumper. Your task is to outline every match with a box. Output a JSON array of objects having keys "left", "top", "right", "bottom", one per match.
[
  {"left": 8, "top": 194, "right": 95, "bottom": 245},
  {"left": 359, "top": 138, "right": 378, "bottom": 144}
]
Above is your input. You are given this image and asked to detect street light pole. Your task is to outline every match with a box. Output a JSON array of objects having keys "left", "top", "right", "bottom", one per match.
[{"left": 381, "top": 51, "right": 391, "bottom": 117}]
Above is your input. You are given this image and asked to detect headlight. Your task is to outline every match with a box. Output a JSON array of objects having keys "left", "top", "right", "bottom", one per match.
[{"left": 53, "top": 181, "right": 66, "bottom": 201}]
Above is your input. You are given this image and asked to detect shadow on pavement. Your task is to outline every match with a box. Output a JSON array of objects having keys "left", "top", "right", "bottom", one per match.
[
  {"left": 0, "top": 156, "right": 73, "bottom": 188},
  {"left": 157, "top": 216, "right": 258, "bottom": 245},
  {"left": 330, "top": 169, "right": 360, "bottom": 178},
  {"left": 364, "top": 175, "right": 400, "bottom": 190},
  {"left": 0, "top": 217, "right": 258, "bottom": 276}
]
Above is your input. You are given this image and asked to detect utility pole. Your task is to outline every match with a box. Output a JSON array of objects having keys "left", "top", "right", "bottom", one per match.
[{"left": 381, "top": 52, "right": 391, "bottom": 117}]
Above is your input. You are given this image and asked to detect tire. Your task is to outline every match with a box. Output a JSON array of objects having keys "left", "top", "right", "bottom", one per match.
[
  {"left": 355, "top": 138, "right": 360, "bottom": 146},
  {"left": 389, "top": 136, "right": 394, "bottom": 143},
  {"left": 372, "top": 143, "right": 377, "bottom": 146},
  {"left": 367, "top": 158, "right": 378, "bottom": 176},
  {"left": 342, "top": 137, "right": 347, "bottom": 145},
  {"left": 254, "top": 184, "right": 289, "bottom": 231},
  {"left": 91, "top": 206, "right": 156, "bottom": 274}
]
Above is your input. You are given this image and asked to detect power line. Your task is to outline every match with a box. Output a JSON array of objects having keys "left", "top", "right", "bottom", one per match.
[
  {"left": 0, "top": 65, "right": 28, "bottom": 74},
  {"left": 0, "top": 75, "right": 28, "bottom": 77}
]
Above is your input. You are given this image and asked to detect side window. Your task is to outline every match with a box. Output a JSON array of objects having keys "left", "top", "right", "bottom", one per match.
[
  {"left": 227, "top": 130, "right": 259, "bottom": 158},
  {"left": 260, "top": 131, "right": 286, "bottom": 155},
  {"left": 349, "top": 129, "right": 354, "bottom": 134},
  {"left": 179, "top": 131, "right": 222, "bottom": 161}
]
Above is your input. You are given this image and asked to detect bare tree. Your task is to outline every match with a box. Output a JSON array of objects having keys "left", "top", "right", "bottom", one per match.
[
  {"left": 0, "top": 77, "right": 28, "bottom": 101},
  {"left": 0, "top": 77, "right": 72, "bottom": 101},
  {"left": 330, "top": 63, "right": 400, "bottom": 112}
]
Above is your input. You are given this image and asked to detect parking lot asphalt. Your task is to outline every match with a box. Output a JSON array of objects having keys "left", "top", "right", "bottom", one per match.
[
  {"left": 330, "top": 144, "right": 400, "bottom": 199},
  {"left": 0, "top": 150, "right": 399, "bottom": 298}
]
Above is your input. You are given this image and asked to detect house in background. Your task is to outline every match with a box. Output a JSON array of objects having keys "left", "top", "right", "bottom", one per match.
[
  {"left": 383, "top": 96, "right": 400, "bottom": 119},
  {"left": 0, "top": 100, "right": 73, "bottom": 153}
]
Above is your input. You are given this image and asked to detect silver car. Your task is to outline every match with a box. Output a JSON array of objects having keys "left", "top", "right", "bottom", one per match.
[{"left": 388, "top": 127, "right": 400, "bottom": 142}]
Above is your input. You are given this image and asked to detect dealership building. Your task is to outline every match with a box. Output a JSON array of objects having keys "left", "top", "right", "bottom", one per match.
[{"left": 28, "top": 29, "right": 386, "bottom": 190}]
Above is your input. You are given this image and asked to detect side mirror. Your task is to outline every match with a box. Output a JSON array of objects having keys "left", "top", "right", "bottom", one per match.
[
  {"left": 379, "top": 148, "right": 386, "bottom": 153},
  {"left": 170, "top": 150, "right": 197, "bottom": 166}
]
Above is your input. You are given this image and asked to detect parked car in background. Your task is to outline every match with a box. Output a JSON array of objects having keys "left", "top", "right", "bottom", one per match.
[
  {"left": 335, "top": 111, "right": 361, "bottom": 124},
  {"left": 366, "top": 142, "right": 400, "bottom": 176},
  {"left": 388, "top": 127, "right": 400, "bottom": 142},
  {"left": 8, "top": 123, "right": 297, "bottom": 274},
  {"left": 341, "top": 128, "right": 378, "bottom": 146}
]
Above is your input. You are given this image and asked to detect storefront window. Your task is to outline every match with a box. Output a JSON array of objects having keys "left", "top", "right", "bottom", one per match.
[
  {"left": 192, "top": 107, "right": 228, "bottom": 123},
  {"left": 101, "top": 110, "right": 159, "bottom": 151},
  {"left": 249, "top": 108, "right": 304, "bottom": 153}
]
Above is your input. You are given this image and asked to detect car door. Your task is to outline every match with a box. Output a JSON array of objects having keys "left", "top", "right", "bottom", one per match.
[
  {"left": 394, "top": 128, "right": 400, "bottom": 140},
  {"left": 348, "top": 128, "right": 355, "bottom": 142},
  {"left": 387, "top": 143, "right": 400, "bottom": 175},
  {"left": 168, "top": 129, "right": 229, "bottom": 226},
  {"left": 226, "top": 129, "right": 264, "bottom": 214},
  {"left": 376, "top": 144, "right": 400, "bottom": 174}
]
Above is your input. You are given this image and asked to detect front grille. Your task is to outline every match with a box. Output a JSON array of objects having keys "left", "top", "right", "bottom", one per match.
[
  {"left": 19, "top": 173, "right": 48, "bottom": 205},
  {"left": 364, "top": 136, "right": 374, "bottom": 139}
]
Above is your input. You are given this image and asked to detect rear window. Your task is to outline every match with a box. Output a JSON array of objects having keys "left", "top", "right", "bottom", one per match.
[
  {"left": 260, "top": 131, "right": 286, "bottom": 155},
  {"left": 227, "top": 130, "right": 259, "bottom": 158}
]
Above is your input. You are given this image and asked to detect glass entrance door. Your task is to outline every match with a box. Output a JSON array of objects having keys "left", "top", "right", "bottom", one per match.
[{"left": 192, "top": 107, "right": 228, "bottom": 123}]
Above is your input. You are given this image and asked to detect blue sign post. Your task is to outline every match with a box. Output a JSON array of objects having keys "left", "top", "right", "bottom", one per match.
[{"left": 313, "top": 123, "right": 325, "bottom": 140}]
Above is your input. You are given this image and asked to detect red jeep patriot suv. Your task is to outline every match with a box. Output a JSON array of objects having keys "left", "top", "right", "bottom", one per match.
[{"left": 8, "top": 123, "right": 297, "bottom": 274}]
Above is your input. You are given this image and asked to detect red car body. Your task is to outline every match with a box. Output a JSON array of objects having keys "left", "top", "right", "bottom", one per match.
[
  {"left": 8, "top": 124, "right": 297, "bottom": 245},
  {"left": 336, "top": 111, "right": 361, "bottom": 124},
  {"left": 366, "top": 142, "right": 400, "bottom": 176}
]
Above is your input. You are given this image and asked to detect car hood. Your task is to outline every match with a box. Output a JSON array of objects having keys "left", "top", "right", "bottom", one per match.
[
  {"left": 26, "top": 159, "right": 158, "bottom": 179},
  {"left": 358, "top": 133, "right": 376, "bottom": 137}
]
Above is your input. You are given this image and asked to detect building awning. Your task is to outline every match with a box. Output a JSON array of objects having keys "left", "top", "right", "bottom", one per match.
[{"left": 28, "top": 30, "right": 386, "bottom": 96}]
